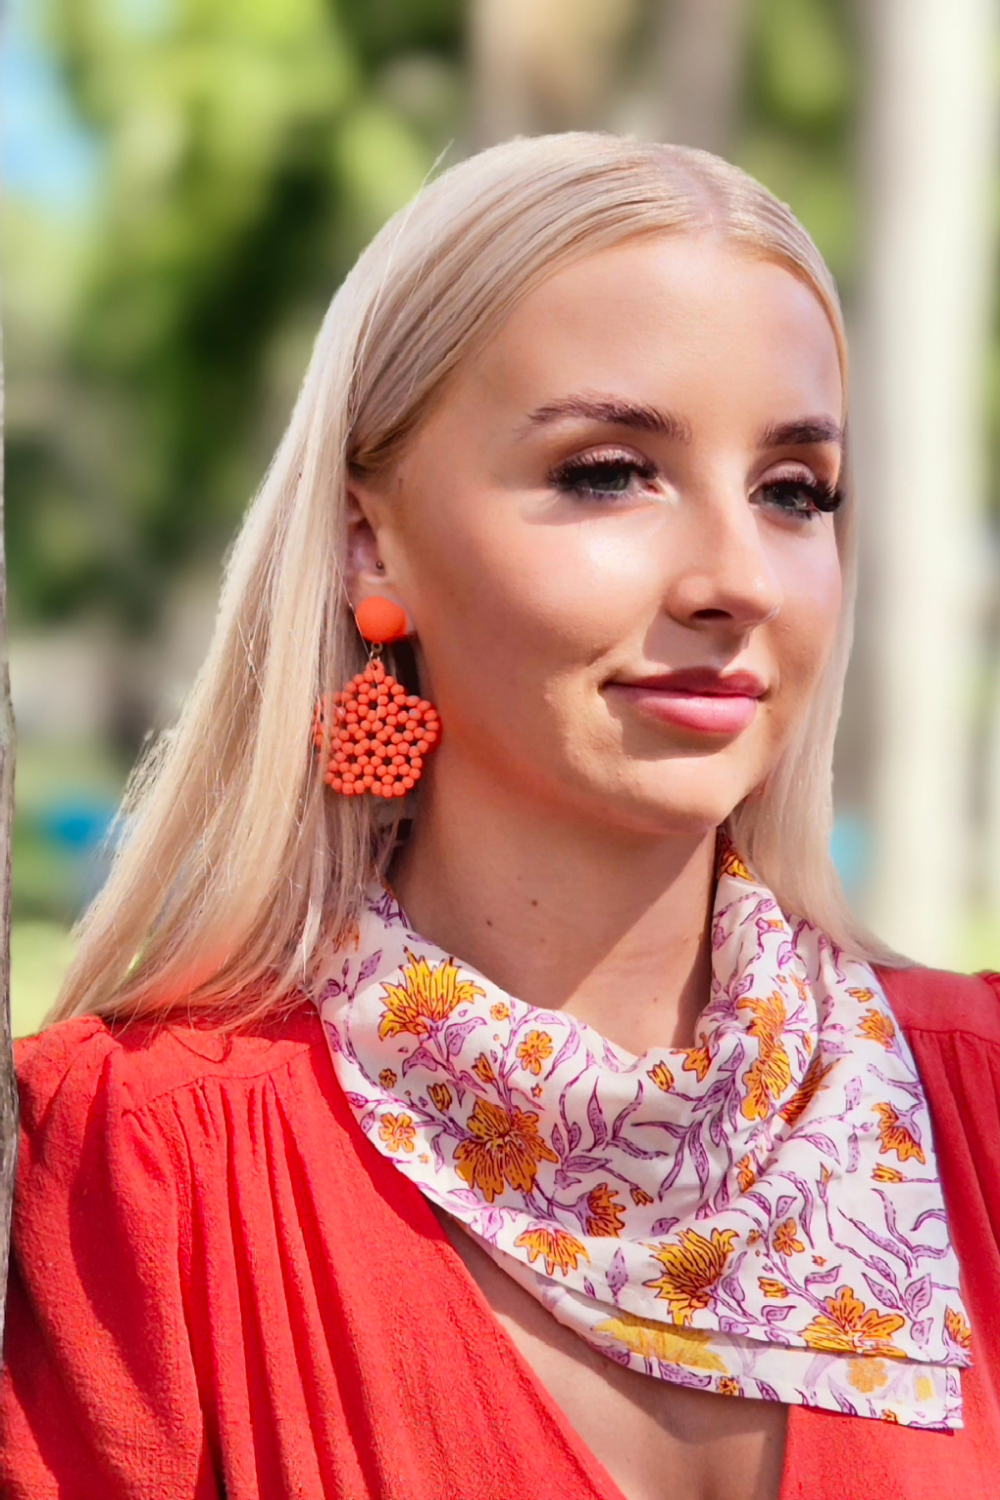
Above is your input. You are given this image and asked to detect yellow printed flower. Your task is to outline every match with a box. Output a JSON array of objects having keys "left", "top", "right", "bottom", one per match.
[
  {"left": 759, "top": 1278, "right": 789, "bottom": 1299},
  {"left": 773, "top": 1219, "right": 805, "bottom": 1257},
  {"left": 872, "top": 1164, "right": 905, "bottom": 1184},
  {"left": 859, "top": 1010, "right": 897, "bottom": 1050},
  {"left": 428, "top": 1082, "right": 453, "bottom": 1113},
  {"left": 585, "top": 1182, "right": 626, "bottom": 1238},
  {"left": 646, "top": 1061, "right": 674, "bottom": 1093},
  {"left": 873, "top": 1103, "right": 926, "bottom": 1164},
  {"left": 802, "top": 1286, "right": 906, "bottom": 1356},
  {"left": 454, "top": 1098, "right": 559, "bottom": 1203},
  {"left": 631, "top": 1185, "right": 654, "bottom": 1206},
  {"left": 473, "top": 1053, "right": 497, "bottom": 1085},
  {"left": 646, "top": 1228, "right": 737, "bottom": 1324},
  {"left": 848, "top": 986, "right": 877, "bottom": 1005},
  {"left": 516, "top": 1029, "right": 554, "bottom": 1076},
  {"left": 737, "top": 1156, "right": 757, "bottom": 1192},
  {"left": 779, "top": 1057, "right": 836, "bottom": 1130},
  {"left": 378, "top": 952, "right": 485, "bottom": 1039},
  {"left": 378, "top": 1112, "right": 416, "bottom": 1153},
  {"left": 740, "top": 992, "right": 792, "bottom": 1120},
  {"left": 378, "top": 1068, "right": 398, "bottom": 1090},
  {"left": 682, "top": 1042, "right": 713, "bottom": 1083},
  {"left": 916, "top": 1375, "right": 934, "bottom": 1402},
  {"left": 490, "top": 1002, "right": 511, "bottom": 1021},
  {"left": 594, "top": 1310, "right": 727, "bottom": 1371},
  {"left": 717, "top": 1376, "right": 742, "bottom": 1396},
  {"left": 945, "top": 1307, "right": 972, "bottom": 1350},
  {"left": 848, "top": 1358, "right": 889, "bottom": 1394},
  {"left": 514, "top": 1226, "right": 589, "bottom": 1277}
]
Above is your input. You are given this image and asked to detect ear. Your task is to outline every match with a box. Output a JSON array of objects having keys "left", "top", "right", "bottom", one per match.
[{"left": 345, "top": 485, "right": 412, "bottom": 629}]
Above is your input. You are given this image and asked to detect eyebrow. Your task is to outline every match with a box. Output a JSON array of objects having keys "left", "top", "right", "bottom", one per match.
[
  {"left": 521, "top": 394, "right": 693, "bottom": 443},
  {"left": 521, "top": 397, "right": 844, "bottom": 452},
  {"left": 758, "top": 417, "right": 845, "bottom": 450}
]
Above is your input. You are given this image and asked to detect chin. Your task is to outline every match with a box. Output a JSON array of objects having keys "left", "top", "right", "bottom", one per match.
[{"left": 585, "top": 776, "right": 751, "bottom": 840}]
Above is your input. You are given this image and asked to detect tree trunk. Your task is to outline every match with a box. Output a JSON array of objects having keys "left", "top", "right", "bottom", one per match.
[
  {"left": 0, "top": 312, "right": 19, "bottom": 1348},
  {"left": 639, "top": 0, "right": 751, "bottom": 155},
  {"left": 855, "top": 0, "right": 998, "bottom": 963}
]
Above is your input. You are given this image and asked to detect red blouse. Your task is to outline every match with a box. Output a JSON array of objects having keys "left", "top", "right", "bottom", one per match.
[{"left": 2, "top": 965, "right": 999, "bottom": 1500}]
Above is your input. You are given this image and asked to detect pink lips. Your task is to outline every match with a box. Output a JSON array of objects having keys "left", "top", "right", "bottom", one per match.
[{"left": 608, "top": 668, "right": 766, "bottom": 737}]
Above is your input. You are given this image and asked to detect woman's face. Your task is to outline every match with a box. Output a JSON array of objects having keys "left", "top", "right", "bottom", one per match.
[{"left": 356, "top": 235, "right": 845, "bottom": 837}]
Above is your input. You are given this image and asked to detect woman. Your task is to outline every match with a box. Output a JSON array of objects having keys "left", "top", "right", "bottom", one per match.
[{"left": 2, "top": 135, "right": 998, "bottom": 1500}]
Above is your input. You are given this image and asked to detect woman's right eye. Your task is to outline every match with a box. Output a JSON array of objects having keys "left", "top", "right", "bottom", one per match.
[{"left": 551, "top": 453, "right": 657, "bottom": 500}]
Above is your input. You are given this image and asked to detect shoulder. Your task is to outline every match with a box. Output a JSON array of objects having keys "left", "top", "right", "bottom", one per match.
[
  {"left": 874, "top": 963, "right": 1000, "bottom": 1045},
  {"left": 15, "top": 1000, "right": 328, "bottom": 1132}
]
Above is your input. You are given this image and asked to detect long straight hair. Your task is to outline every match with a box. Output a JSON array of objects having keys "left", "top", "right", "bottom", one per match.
[{"left": 53, "top": 133, "right": 890, "bottom": 1026}]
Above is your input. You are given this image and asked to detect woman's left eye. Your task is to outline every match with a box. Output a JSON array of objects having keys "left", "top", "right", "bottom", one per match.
[
  {"left": 550, "top": 453, "right": 658, "bottom": 501},
  {"left": 756, "top": 476, "right": 843, "bottom": 519}
]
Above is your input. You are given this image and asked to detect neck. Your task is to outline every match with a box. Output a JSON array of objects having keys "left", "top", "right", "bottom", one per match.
[{"left": 391, "top": 760, "right": 717, "bottom": 1054}]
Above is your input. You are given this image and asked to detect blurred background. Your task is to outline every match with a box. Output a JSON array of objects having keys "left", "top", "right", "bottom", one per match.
[{"left": 3, "top": 0, "right": 1000, "bottom": 1035}]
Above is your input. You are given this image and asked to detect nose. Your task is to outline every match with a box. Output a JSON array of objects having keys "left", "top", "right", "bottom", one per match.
[{"left": 661, "top": 488, "right": 783, "bottom": 639}]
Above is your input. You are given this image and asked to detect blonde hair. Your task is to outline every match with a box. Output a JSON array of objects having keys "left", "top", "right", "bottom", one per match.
[{"left": 53, "top": 132, "right": 889, "bottom": 1027}]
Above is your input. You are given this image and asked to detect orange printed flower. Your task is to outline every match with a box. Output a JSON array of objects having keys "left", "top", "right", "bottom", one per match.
[
  {"left": 646, "top": 1061, "right": 675, "bottom": 1093},
  {"left": 717, "top": 1376, "right": 742, "bottom": 1396},
  {"left": 719, "top": 845, "right": 754, "bottom": 881},
  {"left": 812, "top": 1256, "right": 827, "bottom": 1267},
  {"left": 683, "top": 1041, "right": 713, "bottom": 1083},
  {"left": 773, "top": 1218, "right": 805, "bottom": 1257},
  {"left": 848, "top": 986, "right": 876, "bottom": 1005},
  {"left": 759, "top": 1278, "right": 789, "bottom": 1299},
  {"left": 515, "top": 1226, "right": 589, "bottom": 1277},
  {"left": 646, "top": 1227, "right": 737, "bottom": 1324},
  {"left": 737, "top": 1156, "right": 757, "bottom": 1192},
  {"left": 585, "top": 1183, "right": 626, "bottom": 1238},
  {"left": 428, "top": 1082, "right": 453, "bottom": 1113},
  {"left": 859, "top": 1010, "right": 897, "bottom": 1050},
  {"left": 454, "top": 1098, "right": 558, "bottom": 1202},
  {"left": 516, "top": 1029, "right": 554, "bottom": 1076},
  {"left": 473, "top": 1053, "right": 497, "bottom": 1085},
  {"left": 490, "top": 1002, "right": 511, "bottom": 1021},
  {"left": 631, "top": 1185, "right": 654, "bottom": 1206},
  {"left": 802, "top": 1286, "right": 906, "bottom": 1356},
  {"left": 881, "top": 1410, "right": 900, "bottom": 1423},
  {"left": 779, "top": 1057, "right": 836, "bottom": 1130},
  {"left": 873, "top": 1103, "right": 926, "bottom": 1164},
  {"left": 848, "top": 1358, "right": 889, "bottom": 1394},
  {"left": 945, "top": 1306, "right": 972, "bottom": 1350},
  {"left": 378, "top": 952, "right": 485, "bottom": 1039},
  {"left": 748, "top": 1229, "right": 764, "bottom": 1246},
  {"left": 378, "top": 1112, "right": 416, "bottom": 1153},
  {"left": 378, "top": 1068, "right": 398, "bottom": 1090},
  {"left": 740, "top": 992, "right": 792, "bottom": 1120},
  {"left": 872, "top": 1163, "right": 905, "bottom": 1184}
]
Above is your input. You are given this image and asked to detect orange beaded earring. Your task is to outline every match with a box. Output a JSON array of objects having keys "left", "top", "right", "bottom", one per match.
[{"left": 313, "top": 596, "right": 441, "bottom": 799}]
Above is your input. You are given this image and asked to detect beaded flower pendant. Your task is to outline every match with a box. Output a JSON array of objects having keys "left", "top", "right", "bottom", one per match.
[{"left": 314, "top": 656, "right": 441, "bottom": 798}]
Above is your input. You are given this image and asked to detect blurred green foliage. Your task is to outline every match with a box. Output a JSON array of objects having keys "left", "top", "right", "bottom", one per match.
[{"left": 9, "top": 0, "right": 464, "bottom": 637}]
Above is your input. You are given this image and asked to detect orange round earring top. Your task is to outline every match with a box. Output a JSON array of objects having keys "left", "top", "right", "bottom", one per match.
[{"left": 355, "top": 595, "right": 408, "bottom": 644}]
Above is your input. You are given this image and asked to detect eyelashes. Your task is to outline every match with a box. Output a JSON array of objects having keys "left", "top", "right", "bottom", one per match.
[
  {"left": 549, "top": 450, "right": 844, "bottom": 518},
  {"left": 550, "top": 450, "right": 657, "bottom": 500}
]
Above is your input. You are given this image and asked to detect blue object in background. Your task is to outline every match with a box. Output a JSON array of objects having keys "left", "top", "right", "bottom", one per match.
[
  {"left": 831, "top": 810, "right": 871, "bottom": 898},
  {"left": 38, "top": 798, "right": 118, "bottom": 853}
]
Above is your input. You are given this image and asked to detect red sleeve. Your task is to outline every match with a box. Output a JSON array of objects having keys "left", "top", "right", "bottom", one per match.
[{"left": 0, "top": 1019, "right": 216, "bottom": 1500}]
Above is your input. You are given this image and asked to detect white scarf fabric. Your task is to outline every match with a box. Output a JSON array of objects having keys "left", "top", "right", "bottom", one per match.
[{"left": 314, "top": 848, "right": 970, "bottom": 1427}]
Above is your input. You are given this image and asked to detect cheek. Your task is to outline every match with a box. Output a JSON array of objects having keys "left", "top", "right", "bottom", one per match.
[{"left": 403, "top": 495, "right": 663, "bottom": 672}]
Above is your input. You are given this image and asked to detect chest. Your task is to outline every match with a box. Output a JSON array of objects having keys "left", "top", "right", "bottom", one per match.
[{"left": 432, "top": 1208, "right": 788, "bottom": 1500}]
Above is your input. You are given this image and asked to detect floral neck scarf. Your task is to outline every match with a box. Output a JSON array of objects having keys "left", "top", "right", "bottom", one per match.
[{"left": 314, "top": 848, "right": 970, "bottom": 1428}]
